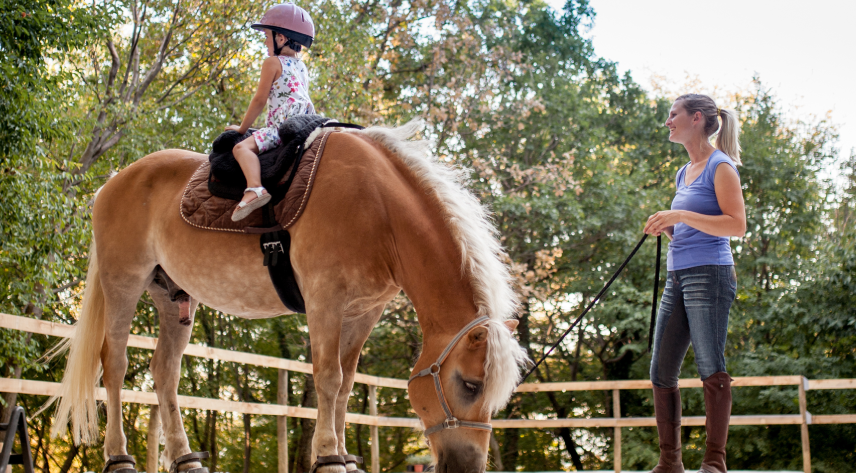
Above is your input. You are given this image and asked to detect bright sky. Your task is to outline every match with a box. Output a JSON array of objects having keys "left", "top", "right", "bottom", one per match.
[{"left": 549, "top": 0, "right": 856, "bottom": 174}]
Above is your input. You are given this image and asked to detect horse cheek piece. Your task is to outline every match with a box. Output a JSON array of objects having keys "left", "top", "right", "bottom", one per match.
[
  {"left": 46, "top": 122, "right": 527, "bottom": 473},
  {"left": 408, "top": 316, "right": 494, "bottom": 438}
]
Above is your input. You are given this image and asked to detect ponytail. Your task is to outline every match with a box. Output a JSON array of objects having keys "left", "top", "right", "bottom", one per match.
[
  {"left": 716, "top": 108, "right": 742, "bottom": 165},
  {"left": 676, "top": 94, "right": 743, "bottom": 166}
]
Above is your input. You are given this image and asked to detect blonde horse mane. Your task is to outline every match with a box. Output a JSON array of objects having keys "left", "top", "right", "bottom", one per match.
[{"left": 358, "top": 120, "right": 530, "bottom": 413}]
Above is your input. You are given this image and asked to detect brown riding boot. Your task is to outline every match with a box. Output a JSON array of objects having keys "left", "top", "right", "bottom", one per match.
[
  {"left": 652, "top": 385, "right": 685, "bottom": 473},
  {"left": 700, "top": 372, "right": 732, "bottom": 473}
]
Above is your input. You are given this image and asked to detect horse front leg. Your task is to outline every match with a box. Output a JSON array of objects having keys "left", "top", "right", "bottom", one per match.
[
  {"left": 335, "top": 308, "right": 384, "bottom": 472},
  {"left": 148, "top": 281, "right": 202, "bottom": 472},
  {"left": 307, "top": 303, "right": 347, "bottom": 473}
]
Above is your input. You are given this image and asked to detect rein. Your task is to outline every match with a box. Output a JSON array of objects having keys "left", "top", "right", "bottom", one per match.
[
  {"left": 520, "top": 233, "right": 662, "bottom": 384},
  {"left": 409, "top": 234, "right": 662, "bottom": 437},
  {"left": 408, "top": 316, "right": 494, "bottom": 437}
]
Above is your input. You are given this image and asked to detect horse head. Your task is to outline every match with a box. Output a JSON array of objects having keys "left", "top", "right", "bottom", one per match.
[{"left": 409, "top": 317, "right": 526, "bottom": 473}]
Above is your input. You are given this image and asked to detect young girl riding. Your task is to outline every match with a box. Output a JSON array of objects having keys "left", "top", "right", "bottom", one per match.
[{"left": 227, "top": 3, "right": 316, "bottom": 221}]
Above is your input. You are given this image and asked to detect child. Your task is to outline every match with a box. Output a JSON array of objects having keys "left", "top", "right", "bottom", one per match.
[{"left": 226, "top": 3, "right": 316, "bottom": 221}]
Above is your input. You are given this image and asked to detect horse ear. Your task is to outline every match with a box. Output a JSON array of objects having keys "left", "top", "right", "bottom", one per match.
[
  {"left": 503, "top": 319, "right": 519, "bottom": 333},
  {"left": 467, "top": 326, "right": 488, "bottom": 350}
]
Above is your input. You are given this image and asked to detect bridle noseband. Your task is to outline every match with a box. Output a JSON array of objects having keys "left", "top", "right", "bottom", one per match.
[{"left": 408, "top": 316, "right": 493, "bottom": 437}]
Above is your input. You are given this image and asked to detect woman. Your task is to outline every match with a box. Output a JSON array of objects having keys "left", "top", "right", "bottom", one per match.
[{"left": 644, "top": 94, "right": 746, "bottom": 473}]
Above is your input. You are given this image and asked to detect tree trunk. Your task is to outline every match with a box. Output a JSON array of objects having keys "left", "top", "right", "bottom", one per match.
[
  {"left": 1, "top": 294, "right": 43, "bottom": 423},
  {"left": 1, "top": 365, "right": 23, "bottom": 423},
  {"left": 58, "top": 443, "right": 80, "bottom": 473},
  {"left": 489, "top": 431, "right": 504, "bottom": 471},
  {"left": 556, "top": 427, "right": 584, "bottom": 470},
  {"left": 295, "top": 372, "right": 317, "bottom": 473},
  {"left": 502, "top": 428, "right": 519, "bottom": 470},
  {"left": 243, "top": 413, "right": 252, "bottom": 473}
]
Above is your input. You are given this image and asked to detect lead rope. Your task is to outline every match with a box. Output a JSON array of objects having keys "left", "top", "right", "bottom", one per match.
[
  {"left": 519, "top": 234, "right": 662, "bottom": 385},
  {"left": 648, "top": 234, "right": 662, "bottom": 352}
]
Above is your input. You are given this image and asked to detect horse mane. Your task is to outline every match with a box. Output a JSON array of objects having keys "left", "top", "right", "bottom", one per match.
[{"left": 358, "top": 120, "right": 530, "bottom": 413}]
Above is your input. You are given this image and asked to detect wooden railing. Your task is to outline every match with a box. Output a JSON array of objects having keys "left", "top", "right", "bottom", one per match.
[{"left": 1, "top": 312, "right": 854, "bottom": 473}]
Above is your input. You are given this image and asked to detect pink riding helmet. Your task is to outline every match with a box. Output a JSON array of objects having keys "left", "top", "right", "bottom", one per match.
[{"left": 251, "top": 3, "right": 315, "bottom": 48}]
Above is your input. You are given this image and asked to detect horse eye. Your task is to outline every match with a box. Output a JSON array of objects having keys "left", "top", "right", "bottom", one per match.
[{"left": 464, "top": 381, "right": 479, "bottom": 394}]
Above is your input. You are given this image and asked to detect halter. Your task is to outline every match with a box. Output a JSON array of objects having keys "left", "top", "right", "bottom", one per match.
[{"left": 408, "top": 316, "right": 494, "bottom": 437}]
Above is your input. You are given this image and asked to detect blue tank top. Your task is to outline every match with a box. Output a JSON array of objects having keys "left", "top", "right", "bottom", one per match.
[{"left": 667, "top": 150, "right": 738, "bottom": 271}]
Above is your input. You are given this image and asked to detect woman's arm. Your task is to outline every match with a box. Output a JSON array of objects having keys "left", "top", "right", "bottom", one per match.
[
  {"left": 645, "top": 163, "right": 746, "bottom": 238},
  {"left": 226, "top": 57, "right": 281, "bottom": 133}
]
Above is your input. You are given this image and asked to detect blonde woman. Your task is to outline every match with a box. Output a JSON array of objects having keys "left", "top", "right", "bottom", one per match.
[{"left": 644, "top": 94, "right": 746, "bottom": 473}]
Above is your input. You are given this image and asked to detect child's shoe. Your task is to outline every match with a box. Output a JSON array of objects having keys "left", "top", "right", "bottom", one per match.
[{"left": 231, "top": 187, "right": 271, "bottom": 221}]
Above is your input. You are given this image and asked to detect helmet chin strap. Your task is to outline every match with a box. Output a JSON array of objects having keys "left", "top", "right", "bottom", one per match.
[{"left": 274, "top": 32, "right": 302, "bottom": 55}]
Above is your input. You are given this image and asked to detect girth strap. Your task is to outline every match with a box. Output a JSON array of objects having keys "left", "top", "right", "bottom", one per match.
[{"left": 409, "top": 316, "right": 493, "bottom": 437}]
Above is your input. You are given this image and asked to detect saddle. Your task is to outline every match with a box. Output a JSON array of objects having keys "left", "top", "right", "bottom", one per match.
[{"left": 181, "top": 118, "right": 362, "bottom": 313}]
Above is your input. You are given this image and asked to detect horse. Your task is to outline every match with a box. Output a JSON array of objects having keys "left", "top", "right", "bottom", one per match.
[{"left": 47, "top": 121, "right": 530, "bottom": 473}]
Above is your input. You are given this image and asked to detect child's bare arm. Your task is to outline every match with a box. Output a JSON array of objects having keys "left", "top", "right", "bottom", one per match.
[{"left": 227, "top": 57, "right": 281, "bottom": 133}]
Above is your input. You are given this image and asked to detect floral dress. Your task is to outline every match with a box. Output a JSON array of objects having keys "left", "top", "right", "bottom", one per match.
[{"left": 252, "top": 56, "right": 315, "bottom": 153}]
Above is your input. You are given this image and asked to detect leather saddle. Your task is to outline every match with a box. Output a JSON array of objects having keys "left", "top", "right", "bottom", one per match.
[{"left": 180, "top": 119, "right": 363, "bottom": 313}]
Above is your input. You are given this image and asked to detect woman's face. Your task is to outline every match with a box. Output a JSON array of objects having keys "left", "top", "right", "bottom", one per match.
[{"left": 665, "top": 100, "right": 698, "bottom": 145}]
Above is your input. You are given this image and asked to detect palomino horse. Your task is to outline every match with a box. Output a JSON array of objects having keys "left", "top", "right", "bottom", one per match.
[{"left": 49, "top": 121, "right": 529, "bottom": 473}]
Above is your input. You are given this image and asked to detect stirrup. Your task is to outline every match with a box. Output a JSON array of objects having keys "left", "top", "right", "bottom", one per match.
[
  {"left": 168, "top": 451, "right": 210, "bottom": 473},
  {"left": 308, "top": 455, "right": 347, "bottom": 473},
  {"left": 344, "top": 454, "right": 366, "bottom": 473},
  {"left": 102, "top": 455, "right": 137, "bottom": 473},
  {"left": 231, "top": 187, "right": 271, "bottom": 221}
]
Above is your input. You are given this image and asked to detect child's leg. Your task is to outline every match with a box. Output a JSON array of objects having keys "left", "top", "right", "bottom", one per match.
[{"left": 232, "top": 137, "right": 266, "bottom": 205}]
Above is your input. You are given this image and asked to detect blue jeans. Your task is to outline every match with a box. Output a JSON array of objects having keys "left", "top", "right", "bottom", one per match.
[{"left": 650, "top": 265, "right": 737, "bottom": 388}]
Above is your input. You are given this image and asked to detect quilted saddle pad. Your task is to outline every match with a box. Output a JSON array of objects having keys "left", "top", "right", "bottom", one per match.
[{"left": 181, "top": 128, "right": 335, "bottom": 232}]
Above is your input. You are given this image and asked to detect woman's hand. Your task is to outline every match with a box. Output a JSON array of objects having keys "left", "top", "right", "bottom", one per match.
[
  {"left": 225, "top": 124, "right": 245, "bottom": 133},
  {"left": 645, "top": 210, "right": 683, "bottom": 236}
]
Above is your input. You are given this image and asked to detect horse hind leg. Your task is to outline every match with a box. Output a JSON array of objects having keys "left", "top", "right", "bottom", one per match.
[
  {"left": 99, "top": 269, "right": 153, "bottom": 471},
  {"left": 147, "top": 272, "right": 203, "bottom": 472}
]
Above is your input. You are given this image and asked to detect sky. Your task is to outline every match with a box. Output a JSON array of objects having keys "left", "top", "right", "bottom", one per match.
[{"left": 550, "top": 0, "right": 856, "bottom": 175}]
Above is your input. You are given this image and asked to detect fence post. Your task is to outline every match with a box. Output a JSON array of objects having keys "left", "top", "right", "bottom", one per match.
[
  {"left": 613, "top": 389, "right": 621, "bottom": 473},
  {"left": 146, "top": 404, "right": 161, "bottom": 473},
  {"left": 798, "top": 376, "right": 811, "bottom": 473},
  {"left": 278, "top": 369, "right": 289, "bottom": 473},
  {"left": 369, "top": 385, "right": 379, "bottom": 473}
]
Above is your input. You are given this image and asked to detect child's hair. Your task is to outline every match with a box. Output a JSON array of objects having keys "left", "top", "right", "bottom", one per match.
[
  {"left": 274, "top": 32, "right": 302, "bottom": 54},
  {"left": 676, "top": 93, "right": 742, "bottom": 165}
]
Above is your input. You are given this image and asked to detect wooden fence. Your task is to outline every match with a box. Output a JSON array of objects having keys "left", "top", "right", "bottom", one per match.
[{"left": 1, "top": 312, "right": 854, "bottom": 473}]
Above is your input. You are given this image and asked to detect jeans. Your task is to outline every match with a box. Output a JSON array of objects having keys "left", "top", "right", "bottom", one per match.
[{"left": 650, "top": 265, "right": 737, "bottom": 388}]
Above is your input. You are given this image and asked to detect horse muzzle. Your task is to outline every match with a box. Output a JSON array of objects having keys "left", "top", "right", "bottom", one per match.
[{"left": 432, "top": 443, "right": 487, "bottom": 473}]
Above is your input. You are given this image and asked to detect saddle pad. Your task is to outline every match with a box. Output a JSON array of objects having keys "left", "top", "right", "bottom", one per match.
[{"left": 181, "top": 129, "right": 335, "bottom": 232}]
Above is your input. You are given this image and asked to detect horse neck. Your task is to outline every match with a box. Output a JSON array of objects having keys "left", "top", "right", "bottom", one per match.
[{"left": 391, "top": 194, "right": 481, "bottom": 356}]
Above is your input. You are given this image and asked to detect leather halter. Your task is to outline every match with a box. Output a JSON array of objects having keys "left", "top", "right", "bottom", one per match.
[{"left": 408, "top": 316, "right": 493, "bottom": 437}]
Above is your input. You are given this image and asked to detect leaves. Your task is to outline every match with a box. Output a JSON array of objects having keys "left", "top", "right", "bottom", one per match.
[{"left": 1, "top": 0, "right": 854, "bottom": 470}]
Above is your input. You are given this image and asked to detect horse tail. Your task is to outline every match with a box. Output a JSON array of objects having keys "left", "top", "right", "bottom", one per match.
[{"left": 47, "top": 240, "right": 106, "bottom": 444}]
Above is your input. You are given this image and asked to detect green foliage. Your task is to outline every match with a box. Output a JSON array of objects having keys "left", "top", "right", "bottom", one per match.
[{"left": 0, "top": 0, "right": 854, "bottom": 470}]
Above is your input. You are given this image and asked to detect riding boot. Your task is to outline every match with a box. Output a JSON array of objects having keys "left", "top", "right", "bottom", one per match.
[
  {"left": 699, "top": 372, "right": 732, "bottom": 473},
  {"left": 652, "top": 385, "right": 685, "bottom": 473}
]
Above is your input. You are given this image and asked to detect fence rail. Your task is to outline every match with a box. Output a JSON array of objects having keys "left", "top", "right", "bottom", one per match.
[{"left": 1, "top": 312, "right": 853, "bottom": 473}]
